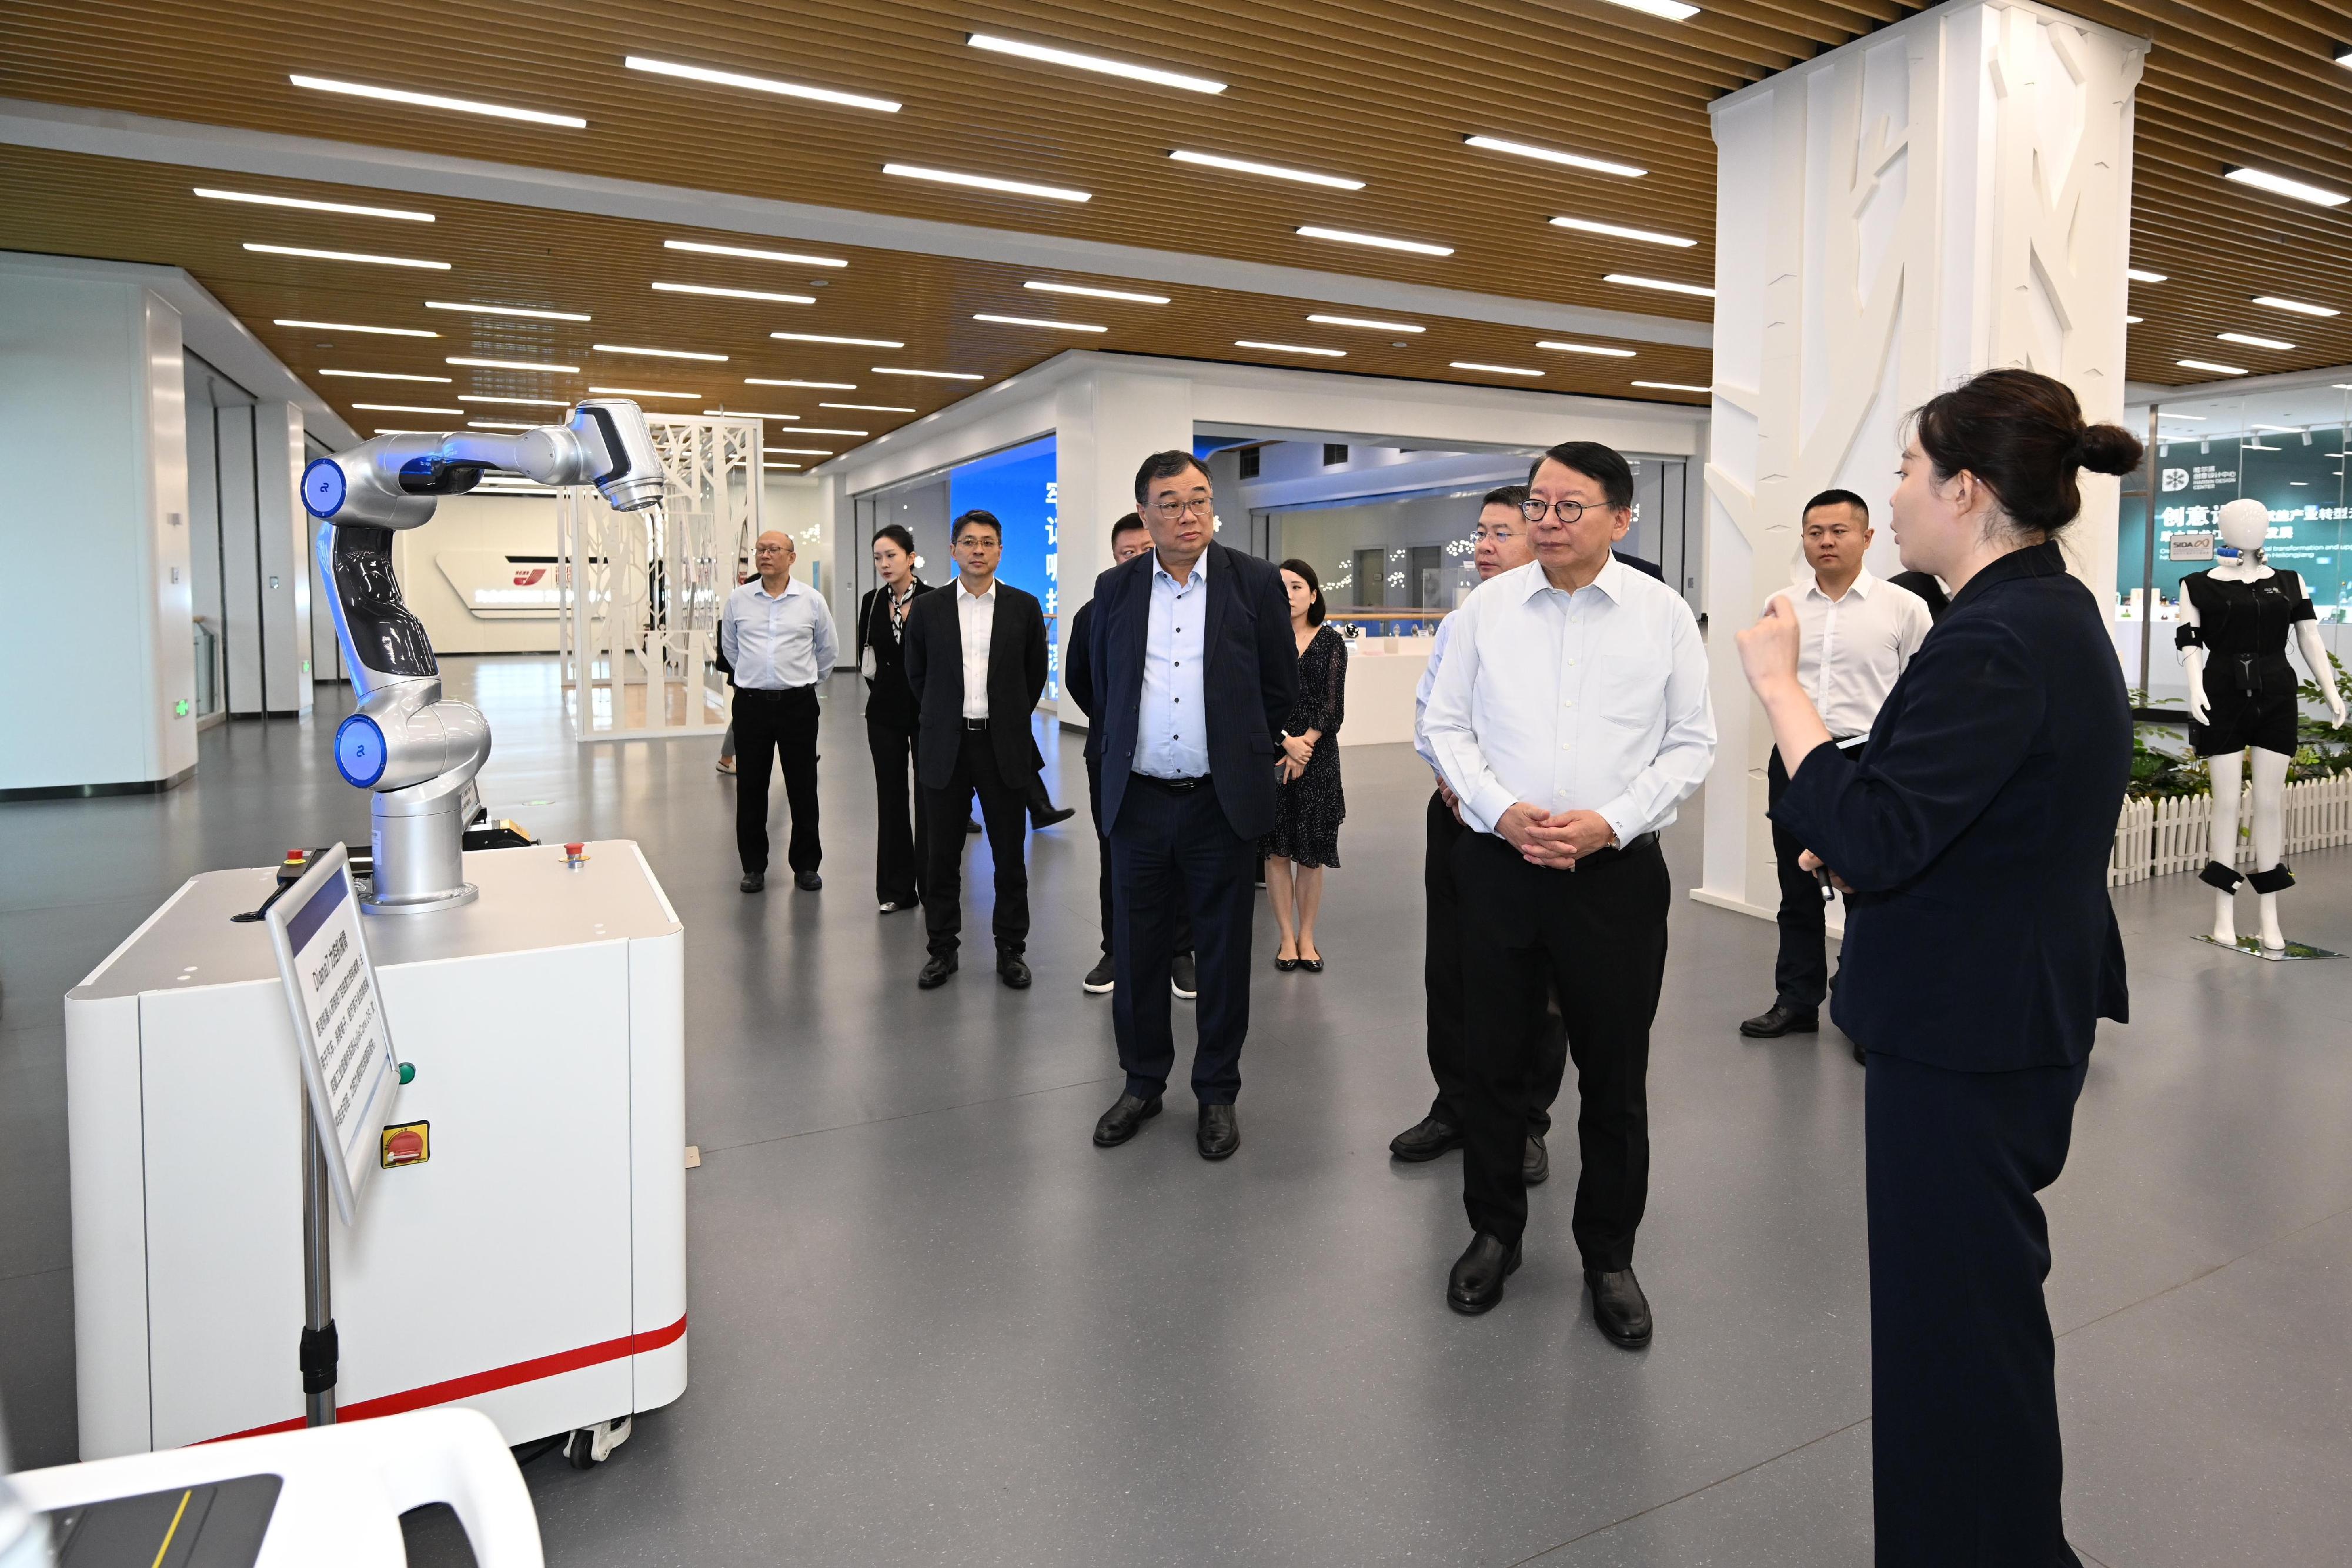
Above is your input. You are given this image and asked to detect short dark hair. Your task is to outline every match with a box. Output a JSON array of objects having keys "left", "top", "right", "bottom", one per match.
[
  {"left": 1800, "top": 489, "right": 1870, "bottom": 526},
  {"left": 951, "top": 509, "right": 1001, "bottom": 543},
  {"left": 1527, "top": 441, "right": 1633, "bottom": 510},
  {"left": 871, "top": 522, "right": 916, "bottom": 554},
  {"left": 1134, "top": 450, "right": 1210, "bottom": 507},
  {"left": 1907, "top": 367, "right": 2143, "bottom": 536},
  {"left": 1278, "top": 558, "right": 1327, "bottom": 626},
  {"left": 1110, "top": 511, "right": 1148, "bottom": 544},
  {"left": 1481, "top": 484, "right": 1529, "bottom": 511}
]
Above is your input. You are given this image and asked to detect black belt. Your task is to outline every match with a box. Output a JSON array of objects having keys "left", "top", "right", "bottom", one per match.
[
  {"left": 1132, "top": 773, "right": 1207, "bottom": 794},
  {"left": 739, "top": 683, "right": 816, "bottom": 697},
  {"left": 962, "top": 717, "right": 991, "bottom": 730}
]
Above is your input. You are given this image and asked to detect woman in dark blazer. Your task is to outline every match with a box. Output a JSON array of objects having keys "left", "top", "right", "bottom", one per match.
[
  {"left": 1736, "top": 367, "right": 2143, "bottom": 1568},
  {"left": 857, "top": 524, "right": 931, "bottom": 912}
]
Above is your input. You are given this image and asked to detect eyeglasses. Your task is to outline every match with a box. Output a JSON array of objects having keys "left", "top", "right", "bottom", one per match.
[
  {"left": 1519, "top": 497, "right": 1596, "bottom": 525},
  {"left": 1150, "top": 496, "right": 1215, "bottom": 520}
]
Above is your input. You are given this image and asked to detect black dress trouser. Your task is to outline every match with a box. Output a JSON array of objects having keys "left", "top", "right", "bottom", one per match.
[
  {"left": 1866, "top": 1051, "right": 2088, "bottom": 1568},
  {"left": 1768, "top": 743, "right": 1850, "bottom": 1009},
  {"left": 1087, "top": 751, "right": 1191, "bottom": 960},
  {"left": 867, "top": 714, "right": 925, "bottom": 907},
  {"left": 1424, "top": 791, "right": 1565, "bottom": 1134},
  {"left": 920, "top": 727, "right": 1030, "bottom": 959},
  {"left": 733, "top": 686, "right": 821, "bottom": 877},
  {"left": 1110, "top": 779, "right": 1254, "bottom": 1104},
  {"left": 1455, "top": 831, "right": 1668, "bottom": 1265}
]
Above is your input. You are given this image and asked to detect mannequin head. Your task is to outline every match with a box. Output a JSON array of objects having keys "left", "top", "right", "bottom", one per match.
[{"left": 2214, "top": 497, "right": 2270, "bottom": 558}]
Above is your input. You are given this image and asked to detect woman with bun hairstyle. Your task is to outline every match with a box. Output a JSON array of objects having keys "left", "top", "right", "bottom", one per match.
[{"left": 1736, "top": 367, "right": 2143, "bottom": 1567}]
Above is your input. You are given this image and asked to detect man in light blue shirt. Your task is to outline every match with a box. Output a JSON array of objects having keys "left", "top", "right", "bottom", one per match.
[
  {"left": 719, "top": 531, "right": 838, "bottom": 893},
  {"left": 1135, "top": 549, "right": 1212, "bottom": 778}
]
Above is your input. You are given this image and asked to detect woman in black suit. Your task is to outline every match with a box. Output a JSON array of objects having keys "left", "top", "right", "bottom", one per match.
[
  {"left": 1736, "top": 368, "right": 2143, "bottom": 1568},
  {"left": 858, "top": 524, "right": 931, "bottom": 912}
]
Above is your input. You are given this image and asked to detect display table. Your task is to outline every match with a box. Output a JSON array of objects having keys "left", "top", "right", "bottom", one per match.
[
  {"left": 65, "top": 842, "right": 686, "bottom": 1459},
  {"left": 1338, "top": 636, "right": 1436, "bottom": 748}
]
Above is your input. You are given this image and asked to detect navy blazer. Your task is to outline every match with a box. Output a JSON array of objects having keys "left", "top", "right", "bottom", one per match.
[
  {"left": 1086, "top": 541, "right": 1298, "bottom": 841},
  {"left": 1773, "top": 541, "right": 2130, "bottom": 1071}
]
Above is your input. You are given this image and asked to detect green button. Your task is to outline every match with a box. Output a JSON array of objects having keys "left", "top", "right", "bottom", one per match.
[{"left": 397, "top": 1062, "right": 416, "bottom": 1085}]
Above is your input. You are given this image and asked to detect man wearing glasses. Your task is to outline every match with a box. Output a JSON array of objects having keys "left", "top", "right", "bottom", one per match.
[
  {"left": 1420, "top": 441, "right": 1716, "bottom": 1342},
  {"left": 1083, "top": 450, "right": 1297, "bottom": 1161}
]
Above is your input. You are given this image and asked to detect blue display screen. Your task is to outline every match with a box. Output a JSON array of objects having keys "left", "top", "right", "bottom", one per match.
[
  {"left": 947, "top": 435, "right": 1060, "bottom": 699},
  {"left": 2122, "top": 432, "right": 2351, "bottom": 613}
]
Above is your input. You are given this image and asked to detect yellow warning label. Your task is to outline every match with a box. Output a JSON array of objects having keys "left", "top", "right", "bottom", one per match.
[{"left": 381, "top": 1120, "right": 429, "bottom": 1168}]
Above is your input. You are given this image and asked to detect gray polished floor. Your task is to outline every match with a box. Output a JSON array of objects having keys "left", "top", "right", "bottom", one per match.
[{"left": 4, "top": 656, "right": 2350, "bottom": 1566}]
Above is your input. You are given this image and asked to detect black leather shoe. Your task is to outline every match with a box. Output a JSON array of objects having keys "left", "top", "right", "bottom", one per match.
[
  {"left": 1197, "top": 1103, "right": 1240, "bottom": 1160},
  {"left": 997, "top": 953, "right": 1032, "bottom": 989},
  {"left": 794, "top": 871, "right": 823, "bottom": 892},
  {"left": 739, "top": 872, "right": 764, "bottom": 893},
  {"left": 1093, "top": 1092, "right": 1161, "bottom": 1147},
  {"left": 1447, "top": 1233, "right": 1522, "bottom": 1315},
  {"left": 1083, "top": 957, "right": 1115, "bottom": 994},
  {"left": 1853, "top": 1039, "right": 1867, "bottom": 1066},
  {"left": 1031, "top": 804, "right": 1077, "bottom": 829},
  {"left": 1586, "top": 1268, "right": 1653, "bottom": 1347},
  {"left": 1170, "top": 952, "right": 1197, "bottom": 1000},
  {"left": 1523, "top": 1132, "right": 1550, "bottom": 1186},
  {"left": 1388, "top": 1116, "right": 1463, "bottom": 1162},
  {"left": 917, "top": 954, "right": 957, "bottom": 989},
  {"left": 1739, "top": 1002, "right": 1818, "bottom": 1038}
]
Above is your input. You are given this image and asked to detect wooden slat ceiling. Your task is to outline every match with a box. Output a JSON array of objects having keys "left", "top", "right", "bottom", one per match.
[{"left": 4, "top": 0, "right": 2351, "bottom": 457}]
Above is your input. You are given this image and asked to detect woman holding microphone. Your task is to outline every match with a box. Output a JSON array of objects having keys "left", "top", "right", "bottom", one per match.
[{"left": 1736, "top": 367, "right": 2140, "bottom": 1567}]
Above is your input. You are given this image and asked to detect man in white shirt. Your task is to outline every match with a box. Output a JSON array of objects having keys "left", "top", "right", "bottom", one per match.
[
  {"left": 720, "top": 531, "right": 838, "bottom": 894},
  {"left": 1394, "top": 485, "right": 1568, "bottom": 1184},
  {"left": 1421, "top": 440, "right": 1716, "bottom": 1341},
  {"left": 1739, "top": 490, "right": 1932, "bottom": 1045}
]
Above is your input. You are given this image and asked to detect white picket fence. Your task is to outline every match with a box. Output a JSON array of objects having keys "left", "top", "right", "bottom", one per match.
[{"left": 2109, "top": 773, "right": 2352, "bottom": 886}]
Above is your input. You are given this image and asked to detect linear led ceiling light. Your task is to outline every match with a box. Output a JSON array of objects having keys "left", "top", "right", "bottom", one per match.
[
  {"left": 770, "top": 447, "right": 837, "bottom": 456},
  {"left": 1296, "top": 226, "right": 1452, "bottom": 256},
  {"left": 319, "top": 368, "right": 450, "bottom": 382},
  {"left": 1451, "top": 362, "right": 1542, "bottom": 376},
  {"left": 594, "top": 343, "right": 729, "bottom": 360},
  {"left": 1026, "top": 280, "right": 1168, "bottom": 304},
  {"left": 2252, "top": 296, "right": 2339, "bottom": 317},
  {"left": 197, "top": 187, "right": 432, "bottom": 221},
  {"left": 882, "top": 163, "right": 1090, "bottom": 202},
  {"left": 456, "top": 394, "right": 570, "bottom": 406},
  {"left": 699, "top": 410, "right": 799, "bottom": 420},
  {"left": 2217, "top": 332, "right": 2293, "bottom": 350},
  {"left": 1463, "top": 135, "right": 1645, "bottom": 179},
  {"left": 1538, "top": 340, "right": 1637, "bottom": 357},
  {"left": 447, "top": 356, "right": 577, "bottom": 373},
  {"left": 652, "top": 281, "right": 816, "bottom": 305},
  {"left": 1168, "top": 150, "right": 1361, "bottom": 189},
  {"left": 2177, "top": 359, "right": 2247, "bottom": 376},
  {"left": 2126, "top": 269, "right": 2167, "bottom": 283},
  {"left": 1632, "top": 380, "right": 1712, "bottom": 392},
  {"left": 747, "top": 377, "right": 857, "bottom": 389},
  {"left": 350, "top": 402, "right": 462, "bottom": 414},
  {"left": 1605, "top": 273, "right": 1715, "bottom": 297},
  {"left": 289, "top": 73, "right": 585, "bottom": 127},
  {"left": 2126, "top": 315, "right": 2144, "bottom": 324},
  {"left": 764, "top": 463, "right": 803, "bottom": 470},
  {"left": 623, "top": 56, "right": 900, "bottom": 113},
  {"left": 967, "top": 33, "right": 1224, "bottom": 93},
  {"left": 1308, "top": 314, "right": 1423, "bottom": 333},
  {"left": 662, "top": 239, "right": 848, "bottom": 268},
  {"left": 771, "top": 331, "right": 903, "bottom": 347},
  {"left": 587, "top": 386, "right": 699, "bottom": 399},
  {"left": 1237, "top": 340, "right": 1344, "bottom": 357},
  {"left": 2157, "top": 412, "right": 2206, "bottom": 420},
  {"left": 794, "top": 427, "right": 870, "bottom": 436},
  {"left": 276, "top": 319, "right": 437, "bottom": 337},
  {"left": 2250, "top": 423, "right": 2305, "bottom": 433},
  {"left": 466, "top": 420, "right": 536, "bottom": 430},
  {"left": 823, "top": 403, "right": 914, "bottom": 412},
  {"left": 2224, "top": 166, "right": 2350, "bottom": 208},
  {"left": 243, "top": 243, "right": 447, "bottom": 269},
  {"left": 1549, "top": 215, "right": 1695, "bottom": 247},
  {"left": 873, "top": 367, "right": 984, "bottom": 380},
  {"left": 1602, "top": 0, "right": 1700, "bottom": 18},
  {"left": 974, "top": 314, "right": 1107, "bottom": 332},
  {"left": 426, "top": 300, "right": 589, "bottom": 321}
]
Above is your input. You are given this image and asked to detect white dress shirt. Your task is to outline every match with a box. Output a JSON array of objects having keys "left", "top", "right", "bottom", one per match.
[
  {"left": 1412, "top": 613, "right": 1457, "bottom": 776},
  {"left": 1135, "top": 550, "right": 1211, "bottom": 778},
  {"left": 1421, "top": 556, "right": 1716, "bottom": 843},
  {"left": 1773, "top": 568, "right": 1931, "bottom": 741},
  {"left": 720, "top": 576, "right": 838, "bottom": 690},
  {"left": 955, "top": 577, "right": 997, "bottom": 720}
]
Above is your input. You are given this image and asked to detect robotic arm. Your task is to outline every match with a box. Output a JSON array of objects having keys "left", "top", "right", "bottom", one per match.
[{"left": 303, "top": 399, "right": 664, "bottom": 911}]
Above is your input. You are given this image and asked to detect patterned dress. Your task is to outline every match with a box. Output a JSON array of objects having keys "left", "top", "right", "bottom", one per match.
[{"left": 1262, "top": 623, "right": 1348, "bottom": 868}]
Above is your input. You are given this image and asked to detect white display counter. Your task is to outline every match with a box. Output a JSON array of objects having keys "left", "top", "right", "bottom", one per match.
[{"left": 1338, "top": 635, "right": 1436, "bottom": 748}]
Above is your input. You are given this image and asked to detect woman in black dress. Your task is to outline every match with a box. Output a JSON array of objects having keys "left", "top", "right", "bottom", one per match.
[{"left": 1264, "top": 559, "right": 1346, "bottom": 972}]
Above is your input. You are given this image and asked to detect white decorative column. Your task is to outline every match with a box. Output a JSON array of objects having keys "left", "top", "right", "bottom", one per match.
[
  {"left": 1697, "top": 0, "right": 2146, "bottom": 924},
  {"left": 252, "top": 401, "right": 314, "bottom": 715},
  {"left": 1051, "top": 366, "right": 1195, "bottom": 704}
]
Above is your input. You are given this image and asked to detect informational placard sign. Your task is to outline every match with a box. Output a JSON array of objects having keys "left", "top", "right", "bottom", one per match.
[{"left": 266, "top": 843, "right": 400, "bottom": 1224}]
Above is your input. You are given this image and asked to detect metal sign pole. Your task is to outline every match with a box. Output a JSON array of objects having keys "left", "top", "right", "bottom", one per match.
[
  {"left": 300, "top": 1108, "right": 338, "bottom": 1427},
  {"left": 2139, "top": 402, "right": 2161, "bottom": 696}
]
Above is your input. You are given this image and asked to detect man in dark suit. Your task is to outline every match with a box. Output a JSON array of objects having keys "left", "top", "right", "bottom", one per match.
[
  {"left": 902, "top": 510, "right": 1050, "bottom": 991},
  {"left": 1063, "top": 512, "right": 1195, "bottom": 1000},
  {"left": 1085, "top": 452, "right": 1297, "bottom": 1159}
]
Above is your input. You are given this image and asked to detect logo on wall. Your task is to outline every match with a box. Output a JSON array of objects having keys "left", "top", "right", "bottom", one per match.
[
  {"left": 2161, "top": 468, "right": 2189, "bottom": 493},
  {"left": 512, "top": 567, "right": 547, "bottom": 586}
]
